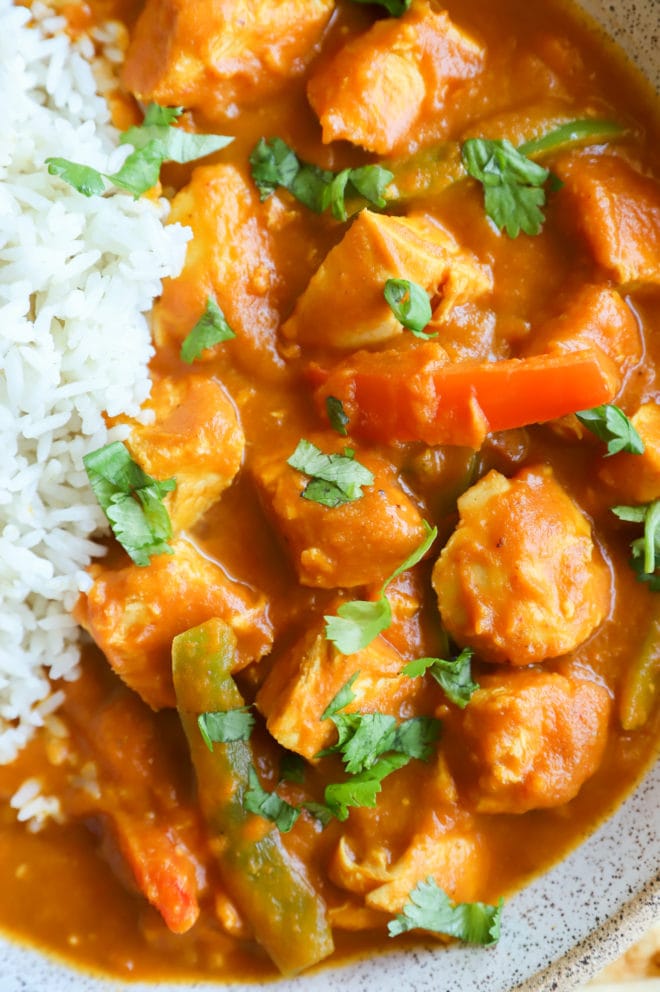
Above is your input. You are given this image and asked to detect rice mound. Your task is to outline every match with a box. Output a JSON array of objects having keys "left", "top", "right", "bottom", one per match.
[{"left": 0, "top": 1, "right": 190, "bottom": 763}]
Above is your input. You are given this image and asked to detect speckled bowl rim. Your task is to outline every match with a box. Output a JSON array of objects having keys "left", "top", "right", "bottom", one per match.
[{"left": 1, "top": 1, "right": 659, "bottom": 990}]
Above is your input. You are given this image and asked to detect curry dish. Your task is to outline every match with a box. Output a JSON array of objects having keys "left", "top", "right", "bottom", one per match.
[{"left": 1, "top": 0, "right": 660, "bottom": 982}]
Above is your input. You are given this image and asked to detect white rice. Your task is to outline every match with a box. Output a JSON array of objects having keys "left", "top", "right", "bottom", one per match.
[{"left": 0, "top": 1, "right": 191, "bottom": 764}]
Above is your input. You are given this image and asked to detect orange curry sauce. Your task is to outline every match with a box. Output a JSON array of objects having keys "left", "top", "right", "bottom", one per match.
[{"left": 0, "top": 0, "right": 659, "bottom": 982}]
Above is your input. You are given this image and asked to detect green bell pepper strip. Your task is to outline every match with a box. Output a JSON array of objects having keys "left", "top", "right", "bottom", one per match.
[{"left": 172, "top": 618, "right": 334, "bottom": 975}]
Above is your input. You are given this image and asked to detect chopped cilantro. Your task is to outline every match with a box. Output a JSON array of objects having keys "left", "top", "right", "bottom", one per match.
[
  {"left": 180, "top": 297, "right": 236, "bottom": 363},
  {"left": 325, "top": 522, "right": 437, "bottom": 653},
  {"left": 384, "top": 278, "right": 435, "bottom": 338},
  {"left": 83, "top": 441, "right": 175, "bottom": 566},
  {"left": 46, "top": 103, "right": 232, "bottom": 198},
  {"left": 388, "top": 877, "right": 503, "bottom": 944},
  {"left": 244, "top": 765, "right": 300, "bottom": 833},
  {"left": 197, "top": 707, "right": 254, "bottom": 752},
  {"left": 287, "top": 439, "right": 374, "bottom": 507},
  {"left": 249, "top": 136, "right": 392, "bottom": 219},
  {"left": 403, "top": 648, "right": 478, "bottom": 708},
  {"left": 326, "top": 396, "right": 350, "bottom": 437},
  {"left": 613, "top": 501, "right": 660, "bottom": 590},
  {"left": 323, "top": 753, "right": 411, "bottom": 821},
  {"left": 279, "top": 752, "right": 307, "bottom": 784},
  {"left": 348, "top": 0, "right": 412, "bottom": 13},
  {"left": 576, "top": 404, "right": 644, "bottom": 456},
  {"left": 321, "top": 672, "right": 360, "bottom": 721},
  {"left": 461, "top": 138, "right": 550, "bottom": 237}
]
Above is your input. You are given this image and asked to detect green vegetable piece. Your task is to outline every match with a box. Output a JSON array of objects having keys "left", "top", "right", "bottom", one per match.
[
  {"left": 613, "top": 501, "right": 660, "bottom": 587},
  {"left": 325, "top": 396, "right": 350, "bottom": 437},
  {"left": 325, "top": 522, "right": 437, "bottom": 653},
  {"left": 287, "top": 439, "right": 374, "bottom": 507},
  {"left": 384, "top": 277, "right": 435, "bottom": 338},
  {"left": 172, "top": 619, "right": 334, "bottom": 975},
  {"left": 180, "top": 297, "right": 236, "bottom": 363},
  {"left": 619, "top": 602, "right": 660, "bottom": 730},
  {"left": 403, "top": 648, "right": 478, "bottom": 708},
  {"left": 244, "top": 765, "right": 301, "bottom": 833},
  {"left": 388, "top": 877, "right": 503, "bottom": 944},
  {"left": 45, "top": 158, "right": 106, "bottom": 197},
  {"left": 576, "top": 404, "right": 644, "bottom": 456},
  {"left": 83, "top": 441, "right": 175, "bottom": 566},
  {"left": 518, "top": 118, "right": 625, "bottom": 158},
  {"left": 197, "top": 707, "right": 254, "bottom": 751},
  {"left": 349, "top": 0, "right": 411, "bottom": 13},
  {"left": 461, "top": 138, "right": 550, "bottom": 237},
  {"left": 279, "top": 752, "right": 307, "bottom": 784}
]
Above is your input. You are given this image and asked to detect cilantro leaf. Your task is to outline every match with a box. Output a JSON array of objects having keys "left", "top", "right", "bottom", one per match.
[
  {"left": 325, "top": 522, "right": 437, "bottom": 653},
  {"left": 326, "top": 396, "right": 350, "bottom": 437},
  {"left": 324, "top": 753, "right": 411, "bottom": 821},
  {"left": 47, "top": 103, "right": 232, "bottom": 198},
  {"left": 279, "top": 752, "right": 306, "bottom": 784},
  {"left": 83, "top": 441, "right": 175, "bottom": 566},
  {"left": 302, "top": 801, "right": 335, "bottom": 826},
  {"left": 388, "top": 877, "right": 503, "bottom": 944},
  {"left": 391, "top": 716, "right": 441, "bottom": 761},
  {"left": 180, "top": 297, "right": 236, "bottom": 363},
  {"left": 244, "top": 765, "right": 300, "bottom": 833},
  {"left": 249, "top": 137, "right": 393, "bottom": 218},
  {"left": 403, "top": 648, "right": 478, "bottom": 708},
  {"left": 348, "top": 0, "right": 412, "bottom": 13},
  {"left": 384, "top": 278, "right": 435, "bottom": 338},
  {"left": 197, "top": 707, "right": 254, "bottom": 751},
  {"left": 461, "top": 138, "right": 550, "bottom": 237},
  {"left": 613, "top": 500, "right": 660, "bottom": 588},
  {"left": 321, "top": 671, "right": 360, "bottom": 721},
  {"left": 576, "top": 404, "right": 644, "bottom": 456},
  {"left": 287, "top": 439, "right": 374, "bottom": 507}
]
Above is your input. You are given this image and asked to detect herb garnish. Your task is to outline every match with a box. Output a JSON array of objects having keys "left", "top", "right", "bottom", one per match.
[
  {"left": 348, "top": 0, "right": 411, "bottom": 12},
  {"left": 249, "top": 136, "right": 393, "bottom": 220},
  {"left": 83, "top": 441, "right": 175, "bottom": 566},
  {"left": 197, "top": 707, "right": 255, "bottom": 752},
  {"left": 287, "top": 439, "right": 374, "bottom": 508},
  {"left": 388, "top": 877, "right": 503, "bottom": 944},
  {"left": 461, "top": 138, "right": 550, "bottom": 237},
  {"left": 244, "top": 765, "right": 300, "bottom": 833},
  {"left": 613, "top": 501, "right": 660, "bottom": 590},
  {"left": 180, "top": 297, "right": 236, "bottom": 363},
  {"left": 576, "top": 404, "right": 644, "bottom": 456},
  {"left": 325, "top": 522, "right": 437, "bottom": 653},
  {"left": 403, "top": 648, "right": 478, "bottom": 708},
  {"left": 325, "top": 396, "right": 350, "bottom": 437},
  {"left": 46, "top": 104, "right": 232, "bottom": 198},
  {"left": 384, "top": 278, "right": 435, "bottom": 338}
]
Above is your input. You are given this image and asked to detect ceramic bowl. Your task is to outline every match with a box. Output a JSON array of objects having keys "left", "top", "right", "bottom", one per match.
[{"left": 1, "top": 1, "right": 659, "bottom": 989}]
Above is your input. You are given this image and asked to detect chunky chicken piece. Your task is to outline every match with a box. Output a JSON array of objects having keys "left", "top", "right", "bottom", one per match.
[
  {"left": 122, "top": 0, "right": 333, "bottom": 119},
  {"left": 251, "top": 432, "right": 427, "bottom": 588},
  {"left": 119, "top": 375, "right": 244, "bottom": 532},
  {"left": 307, "top": 0, "right": 483, "bottom": 155},
  {"left": 281, "top": 211, "right": 491, "bottom": 351},
  {"left": 555, "top": 153, "right": 660, "bottom": 286},
  {"left": 443, "top": 670, "right": 611, "bottom": 813},
  {"left": 524, "top": 284, "right": 642, "bottom": 386},
  {"left": 432, "top": 467, "right": 611, "bottom": 665},
  {"left": 256, "top": 621, "right": 427, "bottom": 760},
  {"left": 76, "top": 538, "right": 273, "bottom": 710},
  {"left": 599, "top": 402, "right": 660, "bottom": 502},
  {"left": 155, "top": 164, "right": 282, "bottom": 378}
]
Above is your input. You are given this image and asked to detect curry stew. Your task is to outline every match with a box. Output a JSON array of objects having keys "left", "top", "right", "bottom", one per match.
[{"left": 1, "top": 0, "right": 660, "bottom": 981}]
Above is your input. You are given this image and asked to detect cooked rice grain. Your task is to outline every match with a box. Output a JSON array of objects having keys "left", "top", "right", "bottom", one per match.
[{"left": 0, "top": 0, "right": 190, "bottom": 762}]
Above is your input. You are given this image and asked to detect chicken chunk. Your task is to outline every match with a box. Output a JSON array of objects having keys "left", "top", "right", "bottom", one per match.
[
  {"left": 555, "top": 153, "right": 660, "bottom": 286},
  {"left": 119, "top": 375, "right": 244, "bottom": 532},
  {"left": 442, "top": 670, "right": 611, "bottom": 813},
  {"left": 281, "top": 211, "right": 491, "bottom": 351},
  {"left": 251, "top": 432, "right": 427, "bottom": 588},
  {"left": 307, "top": 0, "right": 483, "bottom": 155},
  {"left": 122, "top": 0, "right": 334, "bottom": 120},
  {"left": 76, "top": 538, "right": 273, "bottom": 710},
  {"left": 599, "top": 402, "right": 660, "bottom": 503},
  {"left": 256, "top": 620, "right": 426, "bottom": 760},
  {"left": 432, "top": 467, "right": 611, "bottom": 665},
  {"left": 155, "top": 164, "right": 282, "bottom": 379},
  {"left": 524, "top": 284, "right": 642, "bottom": 386}
]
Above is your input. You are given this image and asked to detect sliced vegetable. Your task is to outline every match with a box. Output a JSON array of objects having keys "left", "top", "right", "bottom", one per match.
[
  {"left": 83, "top": 441, "right": 175, "bottom": 566},
  {"left": 518, "top": 118, "right": 625, "bottom": 158},
  {"left": 172, "top": 619, "right": 334, "bottom": 975},
  {"left": 403, "top": 648, "right": 478, "bottom": 708},
  {"left": 384, "top": 278, "right": 435, "bottom": 338},
  {"left": 325, "top": 522, "right": 437, "bottom": 652},
  {"left": 180, "top": 298, "right": 236, "bottom": 363},
  {"left": 388, "top": 877, "right": 503, "bottom": 944},
  {"left": 287, "top": 439, "right": 374, "bottom": 508},
  {"left": 619, "top": 603, "right": 660, "bottom": 730},
  {"left": 576, "top": 404, "right": 644, "bottom": 456},
  {"left": 47, "top": 103, "right": 232, "bottom": 198},
  {"left": 316, "top": 343, "right": 619, "bottom": 448},
  {"left": 197, "top": 707, "right": 254, "bottom": 752},
  {"left": 461, "top": 138, "right": 550, "bottom": 237},
  {"left": 249, "top": 136, "right": 392, "bottom": 219}
]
